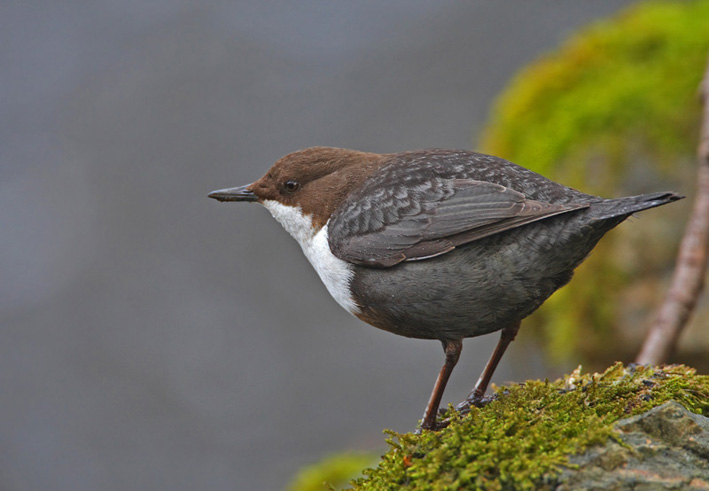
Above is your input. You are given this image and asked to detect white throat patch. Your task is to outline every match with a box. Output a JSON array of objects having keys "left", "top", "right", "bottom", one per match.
[{"left": 262, "top": 200, "right": 360, "bottom": 315}]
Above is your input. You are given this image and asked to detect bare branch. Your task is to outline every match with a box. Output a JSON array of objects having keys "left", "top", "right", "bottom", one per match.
[{"left": 635, "top": 55, "right": 709, "bottom": 365}]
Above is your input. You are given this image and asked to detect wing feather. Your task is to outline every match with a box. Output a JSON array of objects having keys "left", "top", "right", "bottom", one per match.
[{"left": 328, "top": 159, "right": 588, "bottom": 267}]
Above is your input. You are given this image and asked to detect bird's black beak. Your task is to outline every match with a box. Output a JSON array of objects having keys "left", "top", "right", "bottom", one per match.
[{"left": 208, "top": 184, "right": 258, "bottom": 202}]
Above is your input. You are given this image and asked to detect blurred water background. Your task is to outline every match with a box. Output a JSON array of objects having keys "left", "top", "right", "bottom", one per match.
[{"left": 1, "top": 2, "right": 635, "bottom": 489}]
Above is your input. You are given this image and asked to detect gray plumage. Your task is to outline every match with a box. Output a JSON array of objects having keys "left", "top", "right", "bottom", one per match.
[{"left": 328, "top": 150, "right": 681, "bottom": 341}]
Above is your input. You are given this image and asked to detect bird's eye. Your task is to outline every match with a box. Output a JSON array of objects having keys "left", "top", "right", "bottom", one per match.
[{"left": 284, "top": 180, "right": 300, "bottom": 192}]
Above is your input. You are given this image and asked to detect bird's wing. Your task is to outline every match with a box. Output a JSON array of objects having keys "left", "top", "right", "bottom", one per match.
[{"left": 328, "top": 171, "right": 587, "bottom": 268}]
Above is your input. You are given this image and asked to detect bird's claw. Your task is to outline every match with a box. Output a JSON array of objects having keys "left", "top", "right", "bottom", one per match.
[{"left": 455, "top": 393, "right": 497, "bottom": 414}]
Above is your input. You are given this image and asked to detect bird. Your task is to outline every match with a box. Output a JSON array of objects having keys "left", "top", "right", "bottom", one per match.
[{"left": 208, "top": 147, "right": 682, "bottom": 430}]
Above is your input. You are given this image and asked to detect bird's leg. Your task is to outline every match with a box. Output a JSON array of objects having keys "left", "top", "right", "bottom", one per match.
[
  {"left": 420, "top": 339, "right": 462, "bottom": 431},
  {"left": 459, "top": 321, "right": 521, "bottom": 410}
]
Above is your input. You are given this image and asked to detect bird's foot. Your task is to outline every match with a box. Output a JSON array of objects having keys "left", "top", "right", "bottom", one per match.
[
  {"left": 455, "top": 393, "right": 497, "bottom": 415},
  {"left": 415, "top": 394, "right": 499, "bottom": 433},
  {"left": 415, "top": 417, "right": 450, "bottom": 434}
]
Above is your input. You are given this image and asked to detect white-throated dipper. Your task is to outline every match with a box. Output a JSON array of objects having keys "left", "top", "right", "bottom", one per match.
[{"left": 209, "top": 147, "right": 681, "bottom": 430}]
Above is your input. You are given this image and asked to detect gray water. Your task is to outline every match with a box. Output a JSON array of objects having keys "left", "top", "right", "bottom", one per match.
[{"left": 2, "top": 2, "right": 632, "bottom": 489}]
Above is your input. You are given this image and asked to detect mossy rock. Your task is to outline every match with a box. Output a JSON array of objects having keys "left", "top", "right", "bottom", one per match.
[
  {"left": 344, "top": 363, "right": 709, "bottom": 490},
  {"left": 288, "top": 453, "right": 377, "bottom": 491},
  {"left": 477, "top": 0, "right": 709, "bottom": 366},
  {"left": 553, "top": 401, "right": 709, "bottom": 490}
]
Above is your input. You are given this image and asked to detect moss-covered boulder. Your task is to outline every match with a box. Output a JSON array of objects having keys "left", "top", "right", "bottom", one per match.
[
  {"left": 552, "top": 401, "right": 709, "bottom": 490},
  {"left": 345, "top": 364, "right": 709, "bottom": 490}
]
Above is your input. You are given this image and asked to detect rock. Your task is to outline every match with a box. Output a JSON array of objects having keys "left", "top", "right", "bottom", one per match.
[
  {"left": 348, "top": 364, "right": 709, "bottom": 490},
  {"left": 554, "top": 401, "right": 709, "bottom": 490}
]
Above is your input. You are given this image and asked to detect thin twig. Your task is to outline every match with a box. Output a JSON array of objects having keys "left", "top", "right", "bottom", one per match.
[{"left": 635, "top": 55, "right": 709, "bottom": 365}]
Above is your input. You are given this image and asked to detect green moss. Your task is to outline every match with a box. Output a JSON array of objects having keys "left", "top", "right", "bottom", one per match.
[
  {"left": 288, "top": 453, "right": 378, "bottom": 491},
  {"left": 477, "top": 0, "right": 709, "bottom": 364},
  {"left": 481, "top": 0, "right": 709, "bottom": 175},
  {"left": 348, "top": 364, "right": 709, "bottom": 490}
]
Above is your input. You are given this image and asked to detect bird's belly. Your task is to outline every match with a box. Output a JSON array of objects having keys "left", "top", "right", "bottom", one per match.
[{"left": 349, "top": 219, "right": 603, "bottom": 341}]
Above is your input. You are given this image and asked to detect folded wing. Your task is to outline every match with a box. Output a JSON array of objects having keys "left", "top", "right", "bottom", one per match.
[{"left": 328, "top": 174, "right": 587, "bottom": 267}]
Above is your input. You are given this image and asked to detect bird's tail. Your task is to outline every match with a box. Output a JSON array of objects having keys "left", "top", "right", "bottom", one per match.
[{"left": 591, "top": 191, "right": 684, "bottom": 221}]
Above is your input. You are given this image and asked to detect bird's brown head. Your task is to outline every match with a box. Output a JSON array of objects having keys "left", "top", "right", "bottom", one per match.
[{"left": 209, "top": 147, "right": 384, "bottom": 229}]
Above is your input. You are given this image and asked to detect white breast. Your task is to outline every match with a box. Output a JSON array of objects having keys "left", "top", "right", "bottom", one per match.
[{"left": 262, "top": 200, "right": 360, "bottom": 315}]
